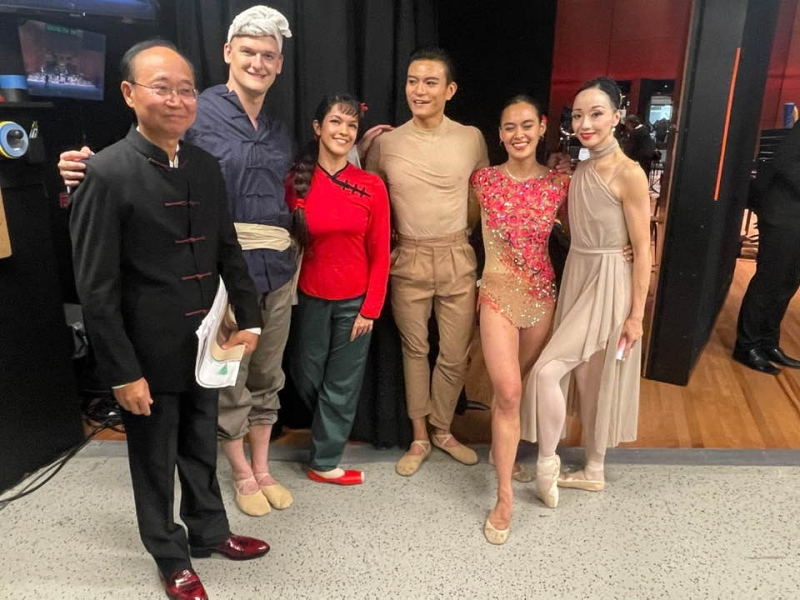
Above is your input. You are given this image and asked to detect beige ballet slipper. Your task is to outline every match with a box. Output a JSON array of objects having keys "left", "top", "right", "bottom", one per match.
[
  {"left": 395, "top": 440, "right": 431, "bottom": 476},
  {"left": 483, "top": 516, "right": 510, "bottom": 545},
  {"left": 233, "top": 477, "right": 271, "bottom": 516},
  {"left": 261, "top": 482, "right": 294, "bottom": 509},
  {"left": 558, "top": 469, "right": 606, "bottom": 492},
  {"left": 431, "top": 433, "right": 478, "bottom": 465}
]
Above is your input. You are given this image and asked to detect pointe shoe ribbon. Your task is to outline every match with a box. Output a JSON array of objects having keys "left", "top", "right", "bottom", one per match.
[
  {"left": 307, "top": 469, "right": 365, "bottom": 485},
  {"left": 431, "top": 433, "right": 478, "bottom": 465},
  {"left": 483, "top": 517, "right": 510, "bottom": 545},
  {"left": 557, "top": 469, "right": 605, "bottom": 492},
  {"left": 395, "top": 440, "right": 431, "bottom": 476}
]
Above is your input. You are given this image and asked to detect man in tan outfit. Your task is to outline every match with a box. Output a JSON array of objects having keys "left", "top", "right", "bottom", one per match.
[{"left": 366, "top": 46, "right": 488, "bottom": 475}]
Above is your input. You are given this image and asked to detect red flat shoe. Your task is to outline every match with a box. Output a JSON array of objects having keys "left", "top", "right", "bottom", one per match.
[
  {"left": 190, "top": 534, "right": 270, "bottom": 560},
  {"left": 160, "top": 569, "right": 207, "bottom": 600},
  {"left": 307, "top": 469, "right": 365, "bottom": 485}
]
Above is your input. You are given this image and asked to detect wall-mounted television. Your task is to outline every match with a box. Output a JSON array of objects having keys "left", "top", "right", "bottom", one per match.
[
  {"left": 0, "top": 1, "right": 158, "bottom": 20},
  {"left": 18, "top": 19, "right": 105, "bottom": 101}
]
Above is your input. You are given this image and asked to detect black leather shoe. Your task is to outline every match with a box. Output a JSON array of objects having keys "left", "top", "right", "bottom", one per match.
[
  {"left": 732, "top": 347, "right": 781, "bottom": 375},
  {"left": 763, "top": 347, "right": 800, "bottom": 369}
]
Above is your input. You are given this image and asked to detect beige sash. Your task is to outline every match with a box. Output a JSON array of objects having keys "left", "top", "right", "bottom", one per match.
[{"left": 233, "top": 222, "right": 302, "bottom": 304}]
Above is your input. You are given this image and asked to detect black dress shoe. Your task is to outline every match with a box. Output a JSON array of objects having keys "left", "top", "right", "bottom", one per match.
[
  {"left": 732, "top": 347, "right": 781, "bottom": 375},
  {"left": 190, "top": 534, "right": 270, "bottom": 560},
  {"left": 763, "top": 347, "right": 800, "bottom": 369}
]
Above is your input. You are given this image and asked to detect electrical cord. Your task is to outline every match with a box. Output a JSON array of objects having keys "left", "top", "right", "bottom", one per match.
[{"left": 0, "top": 415, "right": 121, "bottom": 511}]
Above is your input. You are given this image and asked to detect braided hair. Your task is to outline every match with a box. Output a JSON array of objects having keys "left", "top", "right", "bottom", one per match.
[{"left": 291, "top": 93, "right": 364, "bottom": 248}]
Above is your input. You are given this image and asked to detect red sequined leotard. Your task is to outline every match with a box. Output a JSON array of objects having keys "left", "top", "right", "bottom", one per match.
[{"left": 471, "top": 166, "right": 569, "bottom": 328}]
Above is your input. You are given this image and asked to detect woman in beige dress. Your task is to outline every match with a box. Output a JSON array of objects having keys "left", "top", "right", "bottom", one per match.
[{"left": 521, "top": 77, "right": 651, "bottom": 508}]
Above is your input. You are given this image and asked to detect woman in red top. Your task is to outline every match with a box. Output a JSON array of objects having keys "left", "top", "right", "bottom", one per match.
[
  {"left": 471, "top": 96, "right": 569, "bottom": 543},
  {"left": 285, "top": 94, "right": 391, "bottom": 485}
]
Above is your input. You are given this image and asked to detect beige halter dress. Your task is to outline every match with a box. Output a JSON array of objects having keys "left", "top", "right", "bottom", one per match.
[{"left": 520, "top": 144, "right": 640, "bottom": 448}]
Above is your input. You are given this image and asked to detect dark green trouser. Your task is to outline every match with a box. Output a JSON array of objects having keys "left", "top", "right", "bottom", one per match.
[{"left": 289, "top": 292, "right": 371, "bottom": 471}]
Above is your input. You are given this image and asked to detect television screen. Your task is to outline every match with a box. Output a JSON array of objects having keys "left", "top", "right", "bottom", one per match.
[
  {"left": 18, "top": 19, "right": 105, "bottom": 101},
  {"left": 0, "top": 1, "right": 158, "bottom": 20}
]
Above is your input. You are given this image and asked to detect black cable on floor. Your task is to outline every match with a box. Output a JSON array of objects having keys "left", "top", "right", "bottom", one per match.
[{"left": 0, "top": 416, "right": 120, "bottom": 511}]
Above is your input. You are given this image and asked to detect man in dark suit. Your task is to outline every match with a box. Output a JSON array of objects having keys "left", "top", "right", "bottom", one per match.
[
  {"left": 734, "top": 121, "right": 800, "bottom": 375},
  {"left": 70, "top": 40, "right": 268, "bottom": 600},
  {"left": 621, "top": 114, "right": 657, "bottom": 175}
]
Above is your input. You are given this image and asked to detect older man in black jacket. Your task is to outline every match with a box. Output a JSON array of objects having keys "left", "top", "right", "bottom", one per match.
[
  {"left": 734, "top": 121, "right": 800, "bottom": 375},
  {"left": 70, "top": 40, "right": 268, "bottom": 600}
]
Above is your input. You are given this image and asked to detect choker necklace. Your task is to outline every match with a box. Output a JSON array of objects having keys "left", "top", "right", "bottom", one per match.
[
  {"left": 503, "top": 165, "right": 542, "bottom": 182},
  {"left": 588, "top": 138, "right": 620, "bottom": 160}
]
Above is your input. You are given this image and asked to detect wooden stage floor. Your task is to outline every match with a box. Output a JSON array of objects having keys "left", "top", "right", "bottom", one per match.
[{"left": 89, "top": 258, "right": 800, "bottom": 450}]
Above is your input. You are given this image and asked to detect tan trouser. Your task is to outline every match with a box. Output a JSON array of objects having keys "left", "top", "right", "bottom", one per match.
[
  {"left": 217, "top": 278, "right": 294, "bottom": 439},
  {"left": 391, "top": 230, "right": 477, "bottom": 430}
]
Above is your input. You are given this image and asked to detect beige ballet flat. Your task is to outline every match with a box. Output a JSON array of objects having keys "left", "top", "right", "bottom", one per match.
[
  {"left": 233, "top": 478, "right": 271, "bottom": 516},
  {"left": 395, "top": 440, "right": 432, "bottom": 476},
  {"left": 431, "top": 433, "right": 478, "bottom": 465},
  {"left": 513, "top": 465, "right": 534, "bottom": 483},
  {"left": 558, "top": 469, "right": 606, "bottom": 492},
  {"left": 261, "top": 482, "right": 294, "bottom": 509},
  {"left": 535, "top": 455, "right": 561, "bottom": 508},
  {"left": 484, "top": 516, "right": 510, "bottom": 545},
  {"left": 487, "top": 451, "right": 534, "bottom": 482}
]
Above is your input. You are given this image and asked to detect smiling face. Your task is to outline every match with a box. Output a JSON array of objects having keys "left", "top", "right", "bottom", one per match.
[
  {"left": 570, "top": 86, "right": 621, "bottom": 150},
  {"left": 224, "top": 35, "right": 283, "bottom": 100},
  {"left": 121, "top": 45, "right": 197, "bottom": 144},
  {"left": 312, "top": 104, "right": 359, "bottom": 163},
  {"left": 499, "top": 101, "right": 546, "bottom": 162},
  {"left": 405, "top": 59, "right": 456, "bottom": 127}
]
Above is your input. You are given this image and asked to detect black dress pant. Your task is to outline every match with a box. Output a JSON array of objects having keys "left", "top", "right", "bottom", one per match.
[
  {"left": 120, "top": 383, "right": 229, "bottom": 575},
  {"left": 736, "top": 221, "right": 800, "bottom": 351}
]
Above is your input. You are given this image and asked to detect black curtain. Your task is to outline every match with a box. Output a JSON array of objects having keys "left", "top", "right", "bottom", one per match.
[
  {"left": 167, "top": 0, "right": 436, "bottom": 448},
  {"left": 172, "top": 0, "right": 437, "bottom": 145}
]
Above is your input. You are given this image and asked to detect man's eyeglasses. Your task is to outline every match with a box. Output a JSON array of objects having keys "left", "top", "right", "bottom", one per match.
[{"left": 130, "top": 82, "right": 197, "bottom": 101}]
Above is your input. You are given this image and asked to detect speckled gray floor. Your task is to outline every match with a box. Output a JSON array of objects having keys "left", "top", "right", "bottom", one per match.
[{"left": 1, "top": 442, "right": 799, "bottom": 600}]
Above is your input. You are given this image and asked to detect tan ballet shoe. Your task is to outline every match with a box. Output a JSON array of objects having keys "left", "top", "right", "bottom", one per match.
[
  {"left": 395, "top": 440, "right": 431, "bottom": 476},
  {"left": 488, "top": 451, "right": 533, "bottom": 482},
  {"left": 535, "top": 455, "right": 560, "bottom": 509},
  {"left": 483, "top": 516, "right": 510, "bottom": 545},
  {"left": 558, "top": 469, "right": 605, "bottom": 492},
  {"left": 261, "top": 483, "right": 294, "bottom": 509},
  {"left": 233, "top": 477, "right": 271, "bottom": 516},
  {"left": 431, "top": 433, "right": 478, "bottom": 465},
  {"left": 254, "top": 473, "right": 293, "bottom": 509}
]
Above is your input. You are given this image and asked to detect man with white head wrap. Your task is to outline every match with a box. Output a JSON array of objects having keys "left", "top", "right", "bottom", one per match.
[
  {"left": 227, "top": 4, "right": 292, "bottom": 46},
  {"left": 58, "top": 5, "right": 297, "bottom": 519},
  {"left": 185, "top": 5, "right": 297, "bottom": 518}
]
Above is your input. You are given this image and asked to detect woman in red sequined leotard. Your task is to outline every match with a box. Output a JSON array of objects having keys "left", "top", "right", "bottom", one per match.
[{"left": 470, "top": 96, "right": 569, "bottom": 544}]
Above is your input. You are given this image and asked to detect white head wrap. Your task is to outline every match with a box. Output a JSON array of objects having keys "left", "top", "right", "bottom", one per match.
[{"left": 227, "top": 5, "right": 292, "bottom": 51}]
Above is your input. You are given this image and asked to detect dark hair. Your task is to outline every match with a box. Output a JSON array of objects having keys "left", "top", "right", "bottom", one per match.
[
  {"left": 625, "top": 114, "right": 642, "bottom": 126},
  {"left": 499, "top": 95, "right": 549, "bottom": 160},
  {"left": 576, "top": 76, "right": 622, "bottom": 110},
  {"left": 291, "top": 93, "right": 364, "bottom": 248},
  {"left": 120, "top": 39, "right": 195, "bottom": 82},
  {"left": 408, "top": 45, "right": 456, "bottom": 83},
  {"left": 500, "top": 94, "right": 546, "bottom": 122}
]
